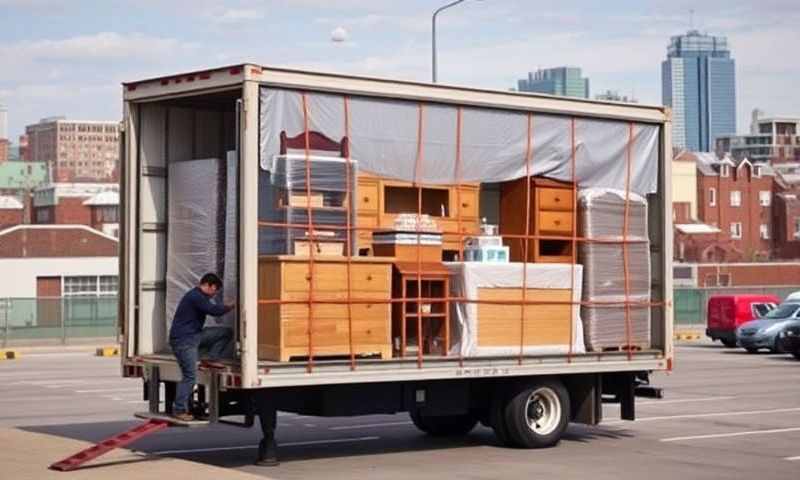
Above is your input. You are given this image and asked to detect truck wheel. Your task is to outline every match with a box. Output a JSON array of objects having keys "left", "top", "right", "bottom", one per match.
[
  {"left": 721, "top": 339, "right": 737, "bottom": 348},
  {"left": 409, "top": 411, "right": 477, "bottom": 437},
  {"left": 490, "top": 390, "right": 513, "bottom": 447},
  {"left": 503, "top": 379, "right": 570, "bottom": 449}
]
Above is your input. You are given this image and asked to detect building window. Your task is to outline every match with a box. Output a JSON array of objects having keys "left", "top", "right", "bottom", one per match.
[
  {"left": 35, "top": 208, "right": 51, "bottom": 223},
  {"left": 795, "top": 218, "right": 800, "bottom": 239},
  {"left": 759, "top": 191, "right": 771, "bottom": 207},
  {"left": 730, "top": 222, "right": 742, "bottom": 239},
  {"left": 730, "top": 190, "right": 742, "bottom": 207},
  {"left": 754, "top": 166, "right": 762, "bottom": 178},
  {"left": 709, "top": 187, "right": 717, "bottom": 207},
  {"left": 63, "top": 275, "right": 118, "bottom": 296},
  {"left": 720, "top": 164, "right": 730, "bottom": 177},
  {"left": 760, "top": 224, "right": 770, "bottom": 240}
]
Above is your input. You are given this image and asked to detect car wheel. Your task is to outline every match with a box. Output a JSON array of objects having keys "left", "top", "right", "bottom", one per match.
[
  {"left": 502, "top": 379, "right": 570, "bottom": 449},
  {"left": 770, "top": 338, "right": 783, "bottom": 354},
  {"left": 409, "top": 410, "right": 478, "bottom": 437},
  {"left": 721, "top": 339, "right": 737, "bottom": 348},
  {"left": 745, "top": 347, "right": 759, "bottom": 354}
]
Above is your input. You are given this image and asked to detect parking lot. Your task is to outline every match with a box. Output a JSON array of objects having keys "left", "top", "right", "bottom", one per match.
[{"left": 2, "top": 341, "right": 799, "bottom": 479}]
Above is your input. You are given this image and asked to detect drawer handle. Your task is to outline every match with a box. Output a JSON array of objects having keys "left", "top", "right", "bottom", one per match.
[
  {"left": 305, "top": 274, "right": 311, "bottom": 281},
  {"left": 461, "top": 202, "right": 469, "bottom": 208},
  {"left": 363, "top": 196, "right": 370, "bottom": 203},
  {"left": 554, "top": 197, "right": 561, "bottom": 203},
  {"left": 554, "top": 220, "right": 561, "bottom": 226},
  {"left": 366, "top": 274, "right": 373, "bottom": 281}
]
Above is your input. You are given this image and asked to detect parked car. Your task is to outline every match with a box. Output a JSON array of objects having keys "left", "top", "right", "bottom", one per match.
[
  {"left": 785, "top": 291, "right": 800, "bottom": 303},
  {"left": 736, "top": 303, "right": 800, "bottom": 353},
  {"left": 706, "top": 295, "right": 780, "bottom": 347},
  {"left": 778, "top": 324, "right": 800, "bottom": 360}
]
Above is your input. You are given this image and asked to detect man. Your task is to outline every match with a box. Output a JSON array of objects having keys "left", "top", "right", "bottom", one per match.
[{"left": 169, "top": 273, "right": 235, "bottom": 421}]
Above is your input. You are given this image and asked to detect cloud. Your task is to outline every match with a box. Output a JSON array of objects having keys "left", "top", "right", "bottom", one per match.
[
  {"left": 0, "top": 32, "right": 198, "bottom": 65},
  {"left": 210, "top": 8, "right": 265, "bottom": 24}
]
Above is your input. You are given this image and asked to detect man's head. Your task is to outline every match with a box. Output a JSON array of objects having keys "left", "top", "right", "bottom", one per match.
[{"left": 198, "top": 273, "right": 223, "bottom": 297}]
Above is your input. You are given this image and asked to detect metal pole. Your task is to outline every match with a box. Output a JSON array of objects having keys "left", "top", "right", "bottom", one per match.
[
  {"left": 2, "top": 298, "right": 8, "bottom": 349},
  {"left": 61, "top": 297, "right": 67, "bottom": 345},
  {"left": 432, "top": 0, "right": 467, "bottom": 83}
]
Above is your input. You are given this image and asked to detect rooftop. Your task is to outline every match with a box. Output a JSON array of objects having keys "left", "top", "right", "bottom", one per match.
[
  {"left": 0, "top": 196, "right": 23, "bottom": 210},
  {"left": 676, "top": 223, "right": 721, "bottom": 235},
  {"left": 82, "top": 190, "right": 119, "bottom": 206}
]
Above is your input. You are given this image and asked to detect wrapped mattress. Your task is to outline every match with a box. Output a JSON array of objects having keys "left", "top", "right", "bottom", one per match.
[
  {"left": 578, "top": 188, "right": 651, "bottom": 351},
  {"left": 166, "top": 155, "right": 238, "bottom": 340}
]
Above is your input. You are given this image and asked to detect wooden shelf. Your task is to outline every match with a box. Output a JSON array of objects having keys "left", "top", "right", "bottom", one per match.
[{"left": 404, "top": 312, "right": 447, "bottom": 318}]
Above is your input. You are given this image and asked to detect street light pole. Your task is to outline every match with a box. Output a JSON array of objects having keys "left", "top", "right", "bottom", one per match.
[{"left": 432, "top": 0, "right": 467, "bottom": 83}]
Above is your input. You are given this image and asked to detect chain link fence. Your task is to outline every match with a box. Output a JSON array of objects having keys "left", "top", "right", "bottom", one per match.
[
  {"left": 0, "top": 296, "right": 118, "bottom": 347},
  {"left": 674, "top": 286, "right": 799, "bottom": 326}
]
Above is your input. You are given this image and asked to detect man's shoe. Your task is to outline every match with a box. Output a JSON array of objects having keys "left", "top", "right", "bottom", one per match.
[{"left": 172, "top": 412, "right": 195, "bottom": 422}]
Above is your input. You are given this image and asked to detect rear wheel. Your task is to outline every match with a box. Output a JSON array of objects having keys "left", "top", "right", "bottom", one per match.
[
  {"left": 502, "top": 379, "right": 570, "bottom": 449},
  {"left": 409, "top": 410, "right": 478, "bottom": 437},
  {"left": 721, "top": 339, "right": 737, "bottom": 348}
]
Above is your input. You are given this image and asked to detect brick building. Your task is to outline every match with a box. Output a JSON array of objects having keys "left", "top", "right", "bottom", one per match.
[
  {"left": 32, "top": 183, "right": 118, "bottom": 230},
  {"left": 83, "top": 190, "right": 120, "bottom": 237},
  {"left": 0, "top": 225, "right": 118, "bottom": 327},
  {"left": 688, "top": 152, "right": 774, "bottom": 261},
  {"left": 716, "top": 114, "right": 800, "bottom": 164},
  {"left": 0, "top": 195, "right": 24, "bottom": 228},
  {"left": 25, "top": 117, "right": 120, "bottom": 182},
  {"left": 18, "top": 134, "right": 29, "bottom": 162}
]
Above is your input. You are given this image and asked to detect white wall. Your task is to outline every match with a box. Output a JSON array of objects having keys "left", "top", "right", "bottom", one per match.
[{"left": 0, "top": 257, "right": 118, "bottom": 298}]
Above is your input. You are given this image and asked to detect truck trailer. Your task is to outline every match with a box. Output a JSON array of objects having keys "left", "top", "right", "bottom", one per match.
[{"left": 116, "top": 63, "right": 673, "bottom": 466}]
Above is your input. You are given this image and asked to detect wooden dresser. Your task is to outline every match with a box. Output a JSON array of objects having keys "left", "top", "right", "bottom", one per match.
[
  {"left": 257, "top": 256, "right": 394, "bottom": 361},
  {"left": 499, "top": 177, "right": 575, "bottom": 263},
  {"left": 356, "top": 173, "right": 480, "bottom": 254}
]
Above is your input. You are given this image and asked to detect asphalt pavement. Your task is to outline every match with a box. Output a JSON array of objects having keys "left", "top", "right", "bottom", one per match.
[{"left": 1, "top": 342, "right": 799, "bottom": 479}]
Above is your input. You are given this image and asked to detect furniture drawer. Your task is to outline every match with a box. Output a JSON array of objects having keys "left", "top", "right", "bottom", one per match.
[
  {"left": 281, "top": 302, "right": 390, "bottom": 320},
  {"left": 284, "top": 318, "right": 389, "bottom": 348},
  {"left": 283, "top": 263, "right": 391, "bottom": 293},
  {"left": 357, "top": 182, "right": 379, "bottom": 214},
  {"left": 456, "top": 188, "right": 478, "bottom": 218},
  {"left": 537, "top": 187, "right": 573, "bottom": 211},
  {"left": 357, "top": 214, "right": 378, "bottom": 240},
  {"left": 537, "top": 211, "right": 573, "bottom": 234}
]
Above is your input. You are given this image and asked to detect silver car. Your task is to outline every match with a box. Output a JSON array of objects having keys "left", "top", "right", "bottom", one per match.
[{"left": 736, "top": 302, "right": 800, "bottom": 353}]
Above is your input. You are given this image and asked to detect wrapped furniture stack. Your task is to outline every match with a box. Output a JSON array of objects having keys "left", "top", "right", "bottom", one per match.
[{"left": 578, "top": 189, "right": 651, "bottom": 351}]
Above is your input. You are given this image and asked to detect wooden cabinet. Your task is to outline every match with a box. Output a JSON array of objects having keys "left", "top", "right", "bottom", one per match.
[
  {"left": 392, "top": 262, "right": 451, "bottom": 357},
  {"left": 499, "top": 177, "right": 575, "bottom": 263},
  {"left": 258, "top": 256, "right": 393, "bottom": 361},
  {"left": 356, "top": 173, "right": 480, "bottom": 254}
]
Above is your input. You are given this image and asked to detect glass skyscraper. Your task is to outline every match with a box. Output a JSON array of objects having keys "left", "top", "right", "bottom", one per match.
[
  {"left": 518, "top": 67, "right": 590, "bottom": 99},
  {"left": 662, "top": 30, "right": 736, "bottom": 152}
]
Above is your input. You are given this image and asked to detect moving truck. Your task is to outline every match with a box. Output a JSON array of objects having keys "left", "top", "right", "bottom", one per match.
[{"left": 119, "top": 64, "right": 673, "bottom": 465}]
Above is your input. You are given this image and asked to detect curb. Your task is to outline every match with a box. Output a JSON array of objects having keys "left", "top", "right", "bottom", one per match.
[
  {"left": 0, "top": 350, "right": 21, "bottom": 360},
  {"left": 674, "top": 332, "right": 703, "bottom": 341},
  {"left": 95, "top": 346, "right": 120, "bottom": 357}
]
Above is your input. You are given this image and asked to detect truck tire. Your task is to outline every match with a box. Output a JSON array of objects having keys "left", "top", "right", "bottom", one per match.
[
  {"left": 502, "top": 378, "right": 570, "bottom": 449},
  {"left": 489, "top": 389, "right": 513, "bottom": 447},
  {"left": 409, "top": 410, "right": 478, "bottom": 437}
]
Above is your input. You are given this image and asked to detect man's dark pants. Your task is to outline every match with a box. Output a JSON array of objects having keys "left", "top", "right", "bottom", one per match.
[{"left": 171, "top": 327, "right": 233, "bottom": 414}]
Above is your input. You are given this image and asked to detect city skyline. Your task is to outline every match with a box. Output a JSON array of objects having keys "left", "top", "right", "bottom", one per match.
[{"left": 0, "top": 0, "right": 798, "bottom": 142}]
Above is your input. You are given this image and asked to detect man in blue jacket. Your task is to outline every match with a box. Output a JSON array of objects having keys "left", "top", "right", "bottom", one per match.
[{"left": 169, "top": 273, "right": 234, "bottom": 421}]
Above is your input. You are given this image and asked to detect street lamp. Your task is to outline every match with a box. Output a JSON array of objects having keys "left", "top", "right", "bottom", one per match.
[{"left": 432, "top": 0, "right": 468, "bottom": 83}]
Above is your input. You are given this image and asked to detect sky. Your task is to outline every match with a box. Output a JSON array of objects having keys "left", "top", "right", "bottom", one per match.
[{"left": 1, "top": 0, "right": 798, "bottom": 141}]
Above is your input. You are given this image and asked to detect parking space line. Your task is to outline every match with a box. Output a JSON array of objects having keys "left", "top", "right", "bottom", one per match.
[
  {"left": 151, "top": 436, "right": 380, "bottom": 455},
  {"left": 608, "top": 396, "right": 736, "bottom": 407},
  {"left": 605, "top": 407, "right": 800, "bottom": 425},
  {"left": 784, "top": 456, "right": 800, "bottom": 461},
  {"left": 75, "top": 388, "right": 141, "bottom": 393},
  {"left": 661, "top": 427, "right": 800, "bottom": 442},
  {"left": 330, "top": 421, "right": 413, "bottom": 430}
]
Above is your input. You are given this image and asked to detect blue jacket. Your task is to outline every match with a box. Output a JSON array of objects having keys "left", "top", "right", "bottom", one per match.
[{"left": 169, "top": 287, "right": 228, "bottom": 345}]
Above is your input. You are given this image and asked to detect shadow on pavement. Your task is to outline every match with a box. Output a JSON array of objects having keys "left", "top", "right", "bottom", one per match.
[{"left": 22, "top": 419, "right": 632, "bottom": 469}]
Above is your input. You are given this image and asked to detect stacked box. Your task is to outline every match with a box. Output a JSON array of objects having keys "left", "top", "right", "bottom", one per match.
[{"left": 578, "top": 189, "right": 651, "bottom": 351}]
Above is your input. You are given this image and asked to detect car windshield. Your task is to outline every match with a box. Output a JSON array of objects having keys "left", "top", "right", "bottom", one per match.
[{"left": 764, "top": 303, "right": 800, "bottom": 319}]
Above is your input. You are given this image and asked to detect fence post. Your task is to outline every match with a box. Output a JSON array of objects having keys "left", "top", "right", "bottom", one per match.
[
  {"left": 2, "top": 298, "right": 8, "bottom": 349},
  {"left": 61, "top": 297, "right": 67, "bottom": 345}
]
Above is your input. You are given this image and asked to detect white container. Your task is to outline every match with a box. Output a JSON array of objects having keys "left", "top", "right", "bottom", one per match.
[{"left": 464, "top": 245, "right": 510, "bottom": 263}]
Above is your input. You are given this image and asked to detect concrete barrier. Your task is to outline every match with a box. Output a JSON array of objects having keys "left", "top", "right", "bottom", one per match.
[{"left": 95, "top": 346, "right": 119, "bottom": 357}]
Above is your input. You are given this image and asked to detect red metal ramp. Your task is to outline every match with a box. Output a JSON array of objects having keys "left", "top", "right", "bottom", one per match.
[{"left": 49, "top": 419, "right": 170, "bottom": 472}]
